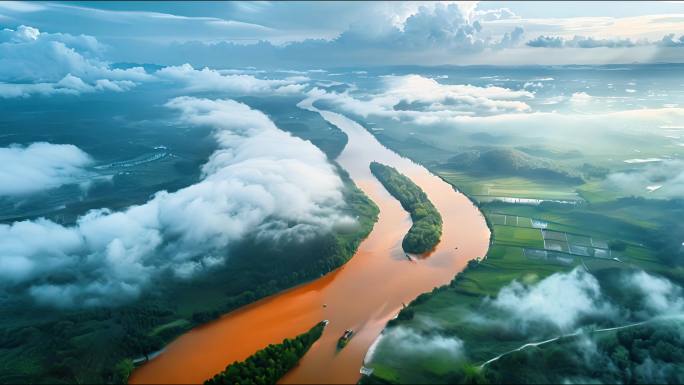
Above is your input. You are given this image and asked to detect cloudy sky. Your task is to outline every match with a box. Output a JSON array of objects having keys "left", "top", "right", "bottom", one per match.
[{"left": 1, "top": 1, "right": 684, "bottom": 67}]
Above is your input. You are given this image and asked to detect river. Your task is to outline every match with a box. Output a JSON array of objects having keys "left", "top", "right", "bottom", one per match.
[{"left": 129, "top": 105, "right": 490, "bottom": 384}]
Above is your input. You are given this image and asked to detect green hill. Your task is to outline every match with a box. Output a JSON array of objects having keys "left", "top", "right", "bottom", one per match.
[{"left": 444, "top": 148, "right": 584, "bottom": 184}]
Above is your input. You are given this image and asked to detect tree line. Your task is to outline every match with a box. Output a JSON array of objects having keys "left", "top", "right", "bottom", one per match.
[
  {"left": 204, "top": 321, "right": 327, "bottom": 385},
  {"left": 370, "top": 162, "right": 442, "bottom": 254}
]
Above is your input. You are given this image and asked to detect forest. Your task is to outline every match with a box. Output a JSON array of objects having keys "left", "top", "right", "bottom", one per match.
[
  {"left": 482, "top": 321, "right": 684, "bottom": 384},
  {"left": 204, "top": 321, "right": 327, "bottom": 385},
  {"left": 370, "top": 162, "right": 442, "bottom": 254},
  {"left": 0, "top": 172, "right": 378, "bottom": 384}
]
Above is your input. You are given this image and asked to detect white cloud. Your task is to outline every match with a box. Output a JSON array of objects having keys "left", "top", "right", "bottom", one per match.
[
  {"left": 0, "top": 25, "right": 150, "bottom": 98},
  {"left": 379, "top": 326, "right": 465, "bottom": 360},
  {"left": 0, "top": 142, "right": 93, "bottom": 196},
  {"left": 660, "top": 33, "right": 684, "bottom": 46},
  {"left": 624, "top": 271, "right": 684, "bottom": 317},
  {"left": 0, "top": 98, "right": 350, "bottom": 308},
  {"left": 527, "top": 35, "right": 642, "bottom": 48},
  {"left": 155, "top": 63, "right": 308, "bottom": 95},
  {"left": 306, "top": 74, "right": 533, "bottom": 126},
  {"left": 488, "top": 268, "right": 615, "bottom": 332},
  {"left": 0, "top": 74, "right": 137, "bottom": 98},
  {"left": 473, "top": 7, "right": 518, "bottom": 22},
  {"left": 570, "top": 91, "right": 593, "bottom": 106},
  {"left": 606, "top": 160, "right": 684, "bottom": 198}
]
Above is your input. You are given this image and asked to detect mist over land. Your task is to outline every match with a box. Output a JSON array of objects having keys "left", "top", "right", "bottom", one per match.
[{"left": 1, "top": 1, "right": 684, "bottom": 384}]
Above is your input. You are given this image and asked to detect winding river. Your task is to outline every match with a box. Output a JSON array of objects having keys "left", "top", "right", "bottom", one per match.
[{"left": 129, "top": 105, "right": 490, "bottom": 384}]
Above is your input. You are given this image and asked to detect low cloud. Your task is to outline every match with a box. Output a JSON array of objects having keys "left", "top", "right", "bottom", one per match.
[
  {"left": 478, "top": 268, "right": 684, "bottom": 337},
  {"left": 0, "top": 98, "right": 349, "bottom": 308},
  {"left": 527, "top": 35, "right": 641, "bottom": 49},
  {"left": 569, "top": 91, "right": 593, "bottom": 107},
  {"left": 306, "top": 74, "right": 533, "bottom": 126},
  {"left": 623, "top": 270, "right": 684, "bottom": 317},
  {"left": 606, "top": 160, "right": 684, "bottom": 198},
  {"left": 379, "top": 326, "right": 465, "bottom": 361},
  {"left": 155, "top": 63, "right": 309, "bottom": 95},
  {"left": 527, "top": 32, "right": 684, "bottom": 50},
  {"left": 487, "top": 268, "right": 616, "bottom": 333},
  {"left": 659, "top": 33, "right": 684, "bottom": 47},
  {"left": 0, "top": 142, "right": 93, "bottom": 196}
]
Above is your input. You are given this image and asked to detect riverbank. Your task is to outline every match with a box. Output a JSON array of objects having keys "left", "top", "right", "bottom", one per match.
[
  {"left": 129, "top": 107, "right": 490, "bottom": 384},
  {"left": 370, "top": 162, "right": 442, "bottom": 254}
]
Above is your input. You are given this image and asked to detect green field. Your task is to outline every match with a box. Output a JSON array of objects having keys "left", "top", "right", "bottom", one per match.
[
  {"left": 492, "top": 225, "right": 544, "bottom": 249},
  {"left": 436, "top": 169, "right": 582, "bottom": 201},
  {"left": 360, "top": 122, "right": 684, "bottom": 384}
]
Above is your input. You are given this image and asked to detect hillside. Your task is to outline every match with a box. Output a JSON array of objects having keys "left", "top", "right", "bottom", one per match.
[{"left": 444, "top": 148, "right": 584, "bottom": 184}]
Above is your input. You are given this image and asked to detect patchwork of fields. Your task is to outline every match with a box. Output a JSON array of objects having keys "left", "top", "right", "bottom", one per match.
[{"left": 362, "top": 158, "right": 684, "bottom": 384}]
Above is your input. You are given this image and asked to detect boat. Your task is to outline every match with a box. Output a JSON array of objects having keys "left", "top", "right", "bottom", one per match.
[
  {"left": 337, "top": 329, "right": 354, "bottom": 349},
  {"left": 360, "top": 366, "right": 374, "bottom": 376}
]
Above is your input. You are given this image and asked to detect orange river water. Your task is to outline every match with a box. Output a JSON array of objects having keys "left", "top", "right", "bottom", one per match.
[{"left": 129, "top": 108, "right": 490, "bottom": 384}]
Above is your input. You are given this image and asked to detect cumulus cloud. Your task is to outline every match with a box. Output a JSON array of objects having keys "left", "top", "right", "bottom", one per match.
[
  {"left": 0, "top": 98, "right": 349, "bottom": 308},
  {"left": 155, "top": 63, "right": 308, "bottom": 95},
  {"left": 487, "top": 268, "right": 615, "bottom": 333},
  {"left": 333, "top": 2, "right": 526, "bottom": 53},
  {"left": 0, "top": 142, "right": 93, "bottom": 196},
  {"left": 0, "top": 75, "right": 137, "bottom": 98},
  {"left": 306, "top": 74, "right": 533, "bottom": 126},
  {"left": 0, "top": 25, "right": 150, "bottom": 98},
  {"left": 132, "top": 2, "right": 528, "bottom": 68},
  {"left": 527, "top": 35, "right": 641, "bottom": 49},
  {"left": 659, "top": 33, "right": 684, "bottom": 47},
  {"left": 569, "top": 91, "right": 593, "bottom": 107},
  {"left": 496, "top": 26, "right": 525, "bottom": 49}
]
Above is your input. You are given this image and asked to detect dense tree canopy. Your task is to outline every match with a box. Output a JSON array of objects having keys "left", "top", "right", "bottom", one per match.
[
  {"left": 482, "top": 321, "right": 684, "bottom": 384},
  {"left": 204, "top": 322, "right": 326, "bottom": 385},
  {"left": 370, "top": 162, "right": 442, "bottom": 254}
]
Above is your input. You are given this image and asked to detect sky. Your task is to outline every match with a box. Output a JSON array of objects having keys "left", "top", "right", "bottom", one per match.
[{"left": 1, "top": 1, "right": 683, "bottom": 67}]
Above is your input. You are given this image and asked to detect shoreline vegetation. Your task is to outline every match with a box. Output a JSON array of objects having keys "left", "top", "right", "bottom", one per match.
[
  {"left": 0, "top": 164, "right": 379, "bottom": 385},
  {"left": 369, "top": 162, "right": 443, "bottom": 254},
  {"left": 204, "top": 321, "right": 327, "bottom": 385}
]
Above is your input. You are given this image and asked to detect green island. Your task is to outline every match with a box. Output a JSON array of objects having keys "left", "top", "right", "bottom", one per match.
[
  {"left": 353, "top": 111, "right": 684, "bottom": 384},
  {"left": 204, "top": 321, "right": 327, "bottom": 385},
  {"left": 0, "top": 102, "right": 379, "bottom": 385},
  {"left": 370, "top": 162, "right": 443, "bottom": 254}
]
